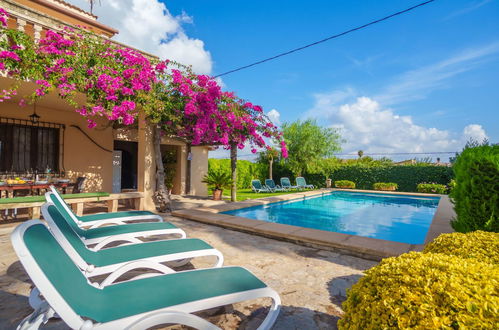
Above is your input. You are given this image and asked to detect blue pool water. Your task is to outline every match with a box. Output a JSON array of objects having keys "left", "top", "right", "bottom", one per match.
[{"left": 222, "top": 191, "right": 440, "bottom": 244}]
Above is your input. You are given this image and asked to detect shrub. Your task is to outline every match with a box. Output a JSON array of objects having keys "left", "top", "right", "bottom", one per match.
[
  {"left": 208, "top": 159, "right": 266, "bottom": 189},
  {"left": 330, "top": 165, "right": 453, "bottom": 192},
  {"left": 423, "top": 231, "right": 499, "bottom": 264},
  {"left": 373, "top": 182, "right": 398, "bottom": 191},
  {"left": 201, "top": 167, "right": 232, "bottom": 192},
  {"left": 447, "top": 178, "right": 456, "bottom": 192},
  {"left": 451, "top": 145, "right": 499, "bottom": 233},
  {"left": 416, "top": 183, "right": 447, "bottom": 194},
  {"left": 334, "top": 180, "right": 355, "bottom": 189},
  {"left": 339, "top": 252, "right": 499, "bottom": 329}
]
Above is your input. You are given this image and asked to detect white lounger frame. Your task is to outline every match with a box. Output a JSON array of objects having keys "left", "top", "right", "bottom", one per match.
[
  {"left": 45, "top": 192, "right": 186, "bottom": 245},
  {"left": 13, "top": 221, "right": 281, "bottom": 330},
  {"left": 48, "top": 187, "right": 165, "bottom": 227},
  {"left": 41, "top": 204, "right": 224, "bottom": 279}
]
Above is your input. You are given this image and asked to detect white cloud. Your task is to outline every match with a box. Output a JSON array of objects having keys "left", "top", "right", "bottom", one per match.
[
  {"left": 66, "top": 0, "right": 213, "bottom": 74},
  {"left": 307, "top": 94, "right": 489, "bottom": 156},
  {"left": 444, "top": 0, "right": 493, "bottom": 20},
  {"left": 375, "top": 42, "right": 499, "bottom": 106},
  {"left": 267, "top": 109, "right": 281, "bottom": 126},
  {"left": 463, "top": 124, "right": 488, "bottom": 142}
]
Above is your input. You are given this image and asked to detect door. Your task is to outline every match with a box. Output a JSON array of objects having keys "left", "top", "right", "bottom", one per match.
[{"left": 112, "top": 150, "right": 122, "bottom": 193}]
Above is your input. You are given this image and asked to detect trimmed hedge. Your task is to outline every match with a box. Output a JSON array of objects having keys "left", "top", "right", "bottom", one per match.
[
  {"left": 417, "top": 183, "right": 447, "bottom": 194},
  {"left": 339, "top": 252, "right": 499, "bottom": 329},
  {"left": 451, "top": 145, "right": 499, "bottom": 233},
  {"left": 330, "top": 165, "right": 453, "bottom": 192},
  {"left": 208, "top": 159, "right": 266, "bottom": 189},
  {"left": 423, "top": 231, "right": 499, "bottom": 264},
  {"left": 373, "top": 182, "right": 398, "bottom": 191},
  {"left": 334, "top": 180, "right": 355, "bottom": 188}
]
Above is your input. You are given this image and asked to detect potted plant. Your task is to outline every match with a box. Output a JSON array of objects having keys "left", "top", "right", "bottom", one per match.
[
  {"left": 373, "top": 182, "right": 398, "bottom": 191},
  {"left": 202, "top": 168, "right": 233, "bottom": 200}
]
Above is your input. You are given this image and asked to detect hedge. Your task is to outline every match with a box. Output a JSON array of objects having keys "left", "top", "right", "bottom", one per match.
[
  {"left": 450, "top": 145, "right": 499, "bottom": 233},
  {"left": 423, "top": 231, "right": 499, "bottom": 264},
  {"left": 208, "top": 159, "right": 266, "bottom": 189},
  {"left": 339, "top": 252, "right": 499, "bottom": 329},
  {"left": 330, "top": 165, "right": 453, "bottom": 192}
]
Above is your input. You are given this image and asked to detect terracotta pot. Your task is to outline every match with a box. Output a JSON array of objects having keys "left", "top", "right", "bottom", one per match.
[
  {"left": 212, "top": 189, "right": 223, "bottom": 200},
  {"left": 326, "top": 179, "right": 332, "bottom": 188}
]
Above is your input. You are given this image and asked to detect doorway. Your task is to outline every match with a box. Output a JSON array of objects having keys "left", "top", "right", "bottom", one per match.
[{"left": 113, "top": 140, "right": 138, "bottom": 191}]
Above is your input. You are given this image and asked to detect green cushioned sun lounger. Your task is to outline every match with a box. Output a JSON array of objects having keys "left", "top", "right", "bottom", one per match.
[
  {"left": 46, "top": 192, "right": 186, "bottom": 245},
  {"left": 12, "top": 221, "right": 281, "bottom": 330},
  {"left": 296, "top": 177, "right": 315, "bottom": 190},
  {"left": 280, "top": 177, "right": 298, "bottom": 190},
  {"left": 49, "top": 186, "right": 164, "bottom": 227},
  {"left": 41, "top": 204, "right": 223, "bottom": 279},
  {"left": 265, "top": 179, "right": 285, "bottom": 192},
  {"left": 251, "top": 179, "right": 271, "bottom": 193}
]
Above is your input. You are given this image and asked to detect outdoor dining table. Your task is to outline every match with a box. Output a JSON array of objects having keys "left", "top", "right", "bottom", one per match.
[{"left": 0, "top": 182, "right": 74, "bottom": 198}]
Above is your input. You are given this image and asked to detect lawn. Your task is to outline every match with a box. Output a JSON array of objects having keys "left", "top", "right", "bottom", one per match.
[{"left": 223, "top": 189, "right": 298, "bottom": 201}]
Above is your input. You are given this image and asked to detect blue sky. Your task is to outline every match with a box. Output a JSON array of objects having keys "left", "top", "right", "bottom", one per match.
[{"left": 68, "top": 0, "right": 498, "bottom": 159}]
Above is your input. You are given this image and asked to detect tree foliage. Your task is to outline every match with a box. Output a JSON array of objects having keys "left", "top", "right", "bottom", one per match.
[{"left": 281, "top": 119, "right": 342, "bottom": 176}]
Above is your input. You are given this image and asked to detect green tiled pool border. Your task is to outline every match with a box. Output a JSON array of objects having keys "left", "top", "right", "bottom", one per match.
[{"left": 172, "top": 189, "right": 454, "bottom": 261}]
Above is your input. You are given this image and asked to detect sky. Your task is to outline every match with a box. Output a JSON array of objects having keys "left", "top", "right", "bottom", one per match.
[{"left": 66, "top": 0, "right": 499, "bottom": 160}]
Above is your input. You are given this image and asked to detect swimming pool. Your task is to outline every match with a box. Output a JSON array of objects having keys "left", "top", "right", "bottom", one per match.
[{"left": 222, "top": 191, "right": 440, "bottom": 244}]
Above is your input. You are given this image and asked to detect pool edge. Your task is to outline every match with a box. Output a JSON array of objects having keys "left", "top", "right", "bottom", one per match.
[{"left": 172, "top": 189, "right": 455, "bottom": 261}]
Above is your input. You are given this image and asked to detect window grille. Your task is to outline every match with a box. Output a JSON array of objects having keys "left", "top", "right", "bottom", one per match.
[{"left": 0, "top": 117, "right": 65, "bottom": 175}]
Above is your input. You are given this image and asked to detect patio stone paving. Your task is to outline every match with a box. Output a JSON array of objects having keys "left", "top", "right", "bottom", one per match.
[{"left": 0, "top": 197, "right": 377, "bottom": 329}]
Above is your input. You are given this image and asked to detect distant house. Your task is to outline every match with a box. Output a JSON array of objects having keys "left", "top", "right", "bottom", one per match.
[
  {"left": 394, "top": 159, "right": 417, "bottom": 166},
  {"left": 0, "top": 0, "right": 209, "bottom": 210}
]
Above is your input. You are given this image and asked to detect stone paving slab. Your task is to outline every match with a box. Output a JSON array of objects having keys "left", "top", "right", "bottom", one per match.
[{"left": 0, "top": 216, "right": 377, "bottom": 329}]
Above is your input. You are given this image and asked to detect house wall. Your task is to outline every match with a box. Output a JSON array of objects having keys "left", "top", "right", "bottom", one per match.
[{"left": 0, "top": 100, "right": 114, "bottom": 193}]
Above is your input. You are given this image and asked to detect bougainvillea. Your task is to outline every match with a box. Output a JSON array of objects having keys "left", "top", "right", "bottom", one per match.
[{"left": 0, "top": 7, "right": 287, "bottom": 157}]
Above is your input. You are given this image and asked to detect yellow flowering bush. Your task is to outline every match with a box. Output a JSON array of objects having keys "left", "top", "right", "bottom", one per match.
[
  {"left": 339, "top": 252, "right": 498, "bottom": 329},
  {"left": 424, "top": 231, "right": 499, "bottom": 264}
]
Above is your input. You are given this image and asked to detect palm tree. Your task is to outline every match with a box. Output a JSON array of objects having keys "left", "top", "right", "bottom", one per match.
[{"left": 358, "top": 150, "right": 364, "bottom": 158}]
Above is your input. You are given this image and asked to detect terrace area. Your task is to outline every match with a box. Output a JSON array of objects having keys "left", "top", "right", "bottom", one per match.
[{"left": 0, "top": 195, "right": 378, "bottom": 329}]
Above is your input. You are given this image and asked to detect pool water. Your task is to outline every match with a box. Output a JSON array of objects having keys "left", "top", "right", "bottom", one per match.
[{"left": 222, "top": 191, "right": 440, "bottom": 244}]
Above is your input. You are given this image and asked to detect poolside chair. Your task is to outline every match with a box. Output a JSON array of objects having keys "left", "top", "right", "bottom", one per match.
[
  {"left": 46, "top": 192, "right": 186, "bottom": 246},
  {"left": 12, "top": 221, "right": 281, "bottom": 330},
  {"left": 280, "top": 177, "right": 298, "bottom": 191},
  {"left": 49, "top": 185, "right": 164, "bottom": 227},
  {"left": 251, "top": 179, "right": 271, "bottom": 193},
  {"left": 296, "top": 177, "right": 315, "bottom": 190},
  {"left": 265, "top": 179, "right": 285, "bottom": 192},
  {"left": 41, "top": 203, "right": 223, "bottom": 279}
]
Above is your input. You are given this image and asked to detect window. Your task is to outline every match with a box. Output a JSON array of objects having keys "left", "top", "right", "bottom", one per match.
[{"left": 0, "top": 119, "right": 62, "bottom": 173}]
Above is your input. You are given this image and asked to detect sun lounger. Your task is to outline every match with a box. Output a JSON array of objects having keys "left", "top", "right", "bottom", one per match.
[
  {"left": 264, "top": 179, "right": 285, "bottom": 192},
  {"left": 49, "top": 186, "right": 164, "bottom": 227},
  {"left": 12, "top": 221, "right": 281, "bottom": 330},
  {"left": 41, "top": 204, "right": 223, "bottom": 279},
  {"left": 296, "top": 177, "right": 315, "bottom": 190},
  {"left": 280, "top": 177, "right": 298, "bottom": 190},
  {"left": 251, "top": 179, "right": 271, "bottom": 193},
  {"left": 45, "top": 192, "right": 186, "bottom": 245}
]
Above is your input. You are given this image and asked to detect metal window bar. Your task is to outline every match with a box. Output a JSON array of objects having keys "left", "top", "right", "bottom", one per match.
[{"left": 0, "top": 117, "right": 65, "bottom": 177}]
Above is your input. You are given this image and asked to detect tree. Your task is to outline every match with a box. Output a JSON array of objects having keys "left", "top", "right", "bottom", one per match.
[
  {"left": 260, "top": 147, "right": 280, "bottom": 179},
  {"left": 358, "top": 150, "right": 364, "bottom": 158},
  {"left": 281, "top": 119, "right": 342, "bottom": 176}
]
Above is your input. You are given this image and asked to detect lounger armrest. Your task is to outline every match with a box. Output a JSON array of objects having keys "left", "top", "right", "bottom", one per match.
[
  {"left": 85, "top": 219, "right": 127, "bottom": 229},
  {"left": 89, "top": 236, "right": 143, "bottom": 251},
  {"left": 100, "top": 260, "right": 175, "bottom": 288}
]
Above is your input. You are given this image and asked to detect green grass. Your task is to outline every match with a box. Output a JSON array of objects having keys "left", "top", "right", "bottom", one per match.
[{"left": 223, "top": 189, "right": 298, "bottom": 201}]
